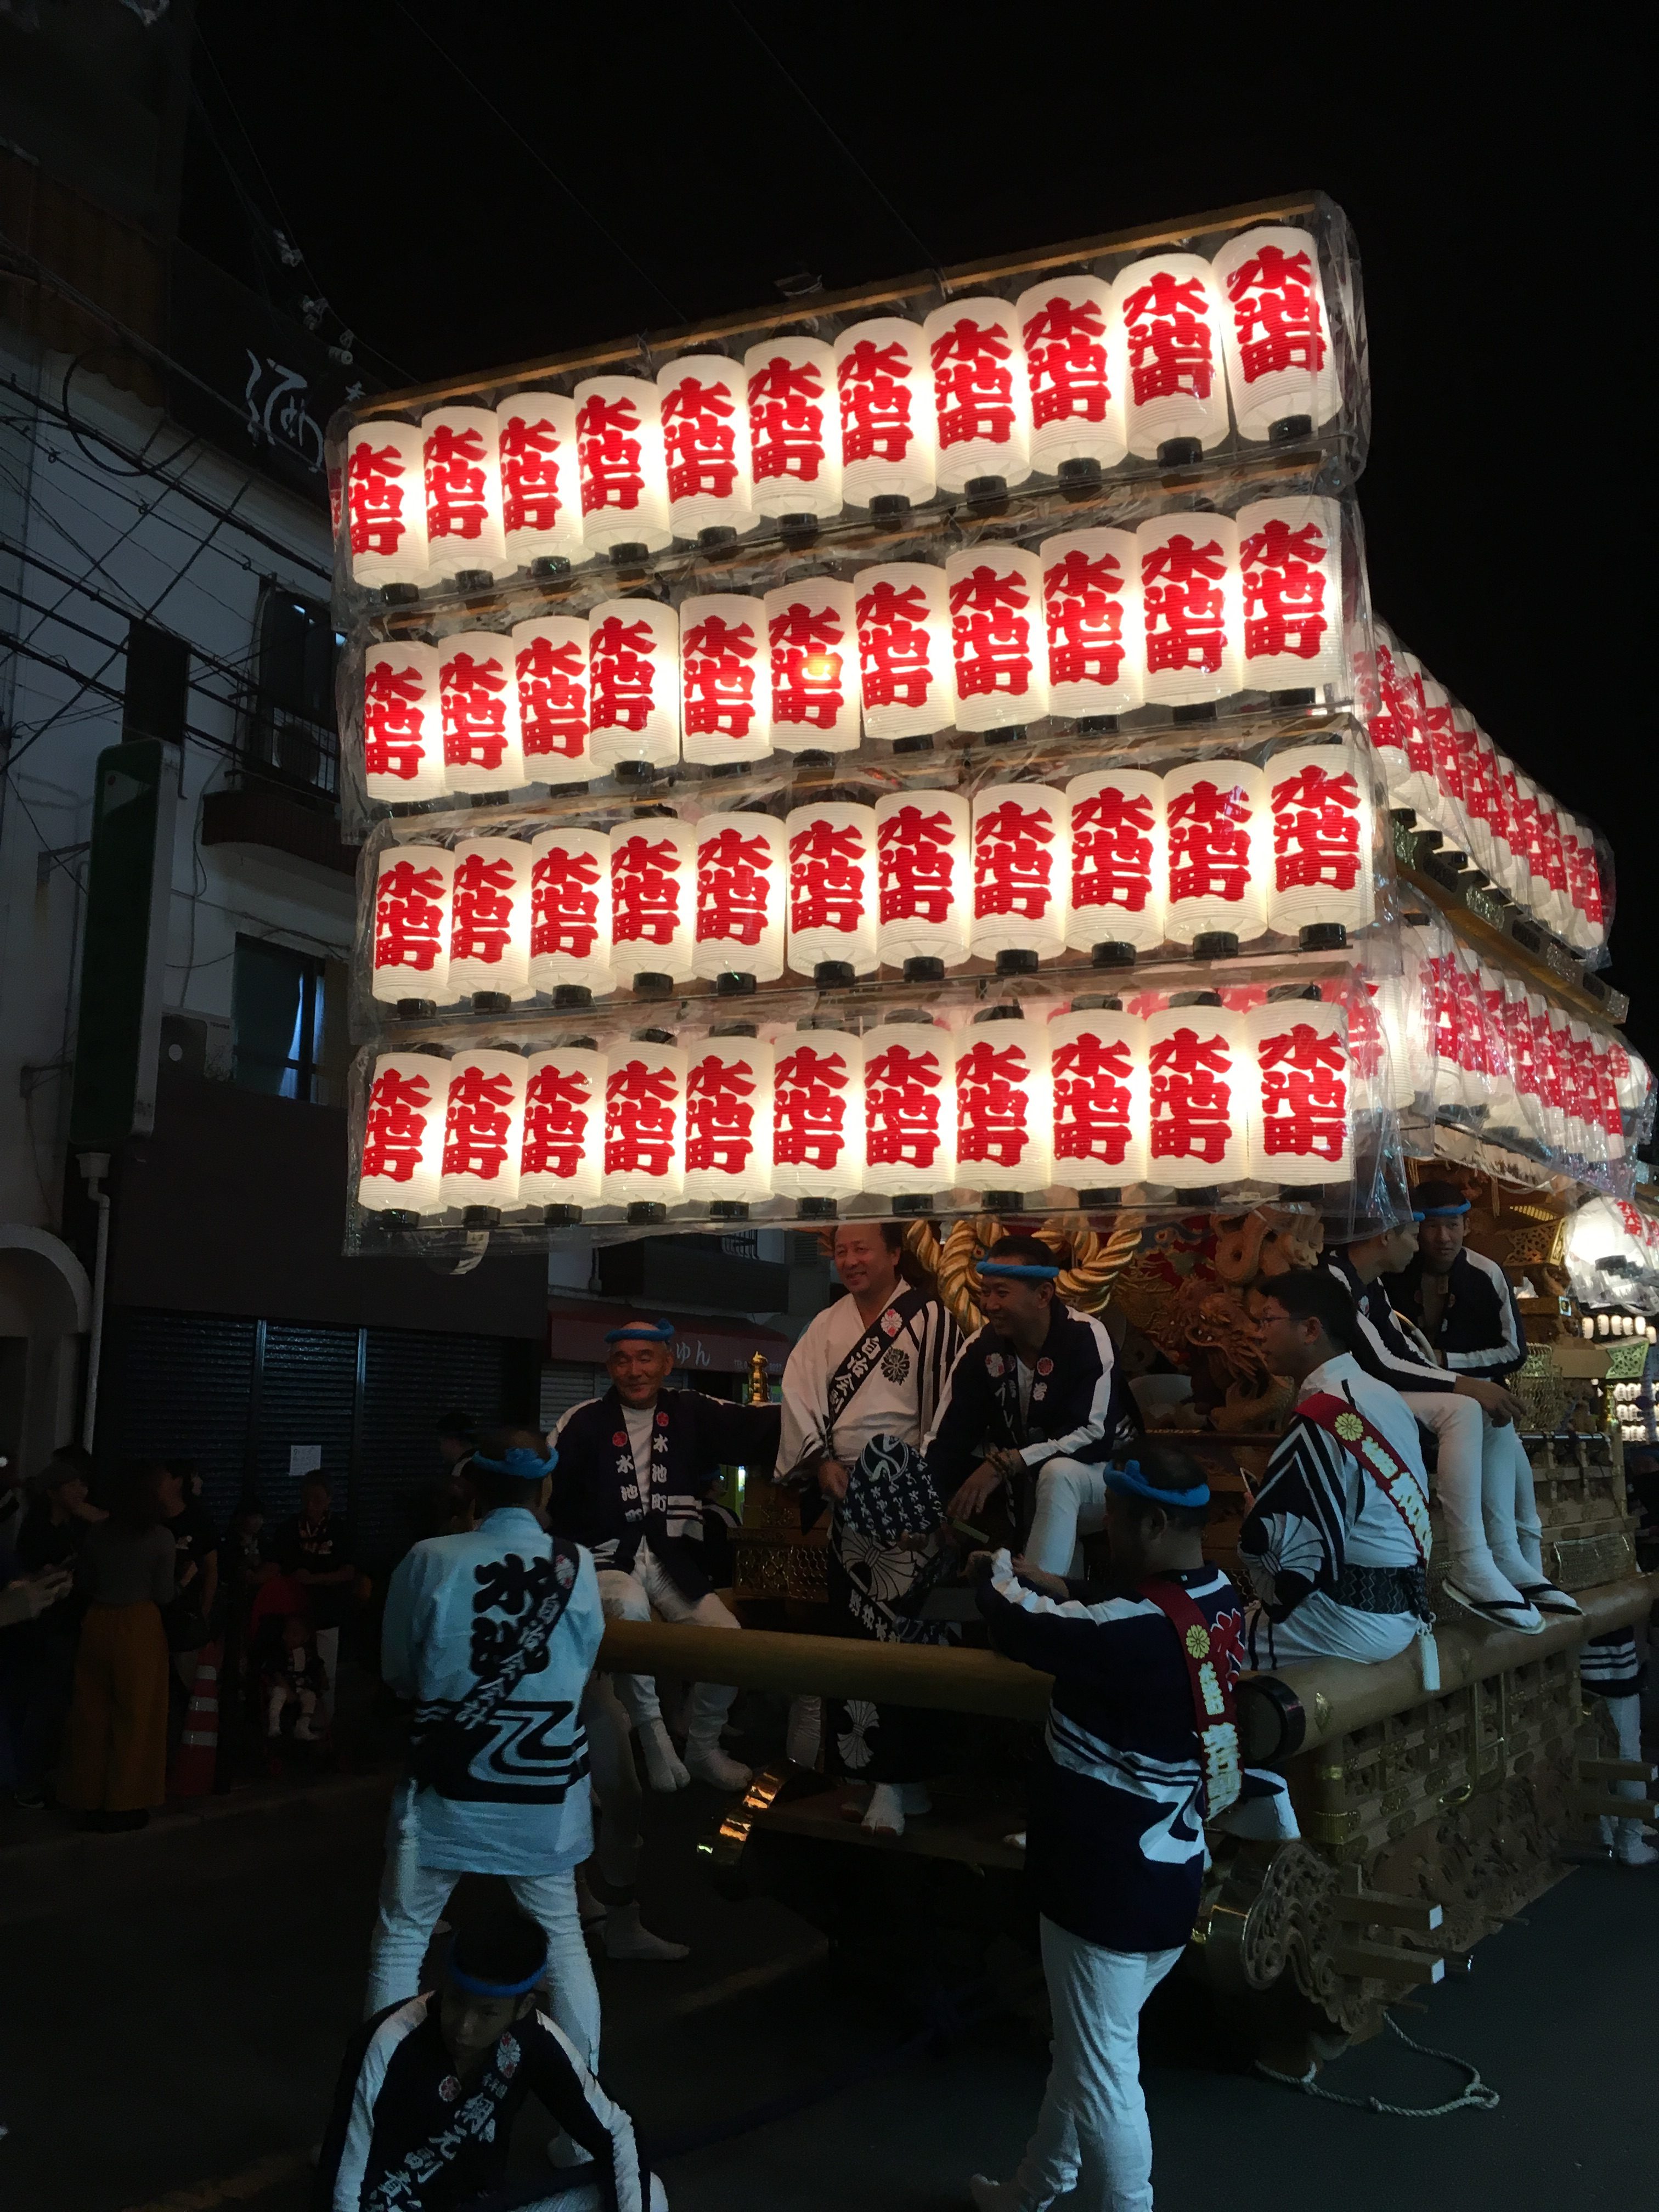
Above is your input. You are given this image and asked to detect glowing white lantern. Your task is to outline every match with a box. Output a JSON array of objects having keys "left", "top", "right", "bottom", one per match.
[
  {"left": 685, "top": 1029, "right": 775, "bottom": 1210},
  {"left": 1527, "top": 991, "right": 1568, "bottom": 1155},
  {"left": 765, "top": 575, "right": 861, "bottom": 752},
  {"left": 772, "top": 1024, "right": 865, "bottom": 1207},
  {"left": 946, "top": 545, "right": 1048, "bottom": 731},
  {"left": 1064, "top": 768, "right": 1165, "bottom": 955},
  {"left": 970, "top": 783, "right": 1066, "bottom": 964},
  {"left": 1532, "top": 795, "right": 1574, "bottom": 938},
  {"left": 1390, "top": 649, "right": 1443, "bottom": 821},
  {"left": 1471, "top": 730, "right": 1515, "bottom": 889},
  {"left": 528, "top": 826, "right": 612, "bottom": 998},
  {"left": 610, "top": 811, "right": 696, "bottom": 986},
  {"left": 573, "top": 376, "right": 671, "bottom": 553},
  {"left": 1146, "top": 997, "right": 1250, "bottom": 1186},
  {"left": 1211, "top": 225, "right": 1340, "bottom": 441},
  {"left": 679, "top": 594, "right": 772, "bottom": 765},
  {"left": 1413, "top": 666, "right": 1464, "bottom": 845},
  {"left": 1569, "top": 1020, "right": 1606, "bottom": 1166},
  {"left": 1114, "top": 254, "right": 1230, "bottom": 459},
  {"left": 1235, "top": 496, "right": 1344, "bottom": 695},
  {"left": 693, "top": 811, "right": 786, "bottom": 983},
  {"left": 1451, "top": 716, "right": 1496, "bottom": 876},
  {"left": 519, "top": 1043, "right": 606, "bottom": 1214},
  {"left": 1017, "top": 275, "right": 1127, "bottom": 475},
  {"left": 1593, "top": 1037, "right": 1627, "bottom": 1172},
  {"left": 439, "top": 1046, "right": 527, "bottom": 1212},
  {"left": 1040, "top": 526, "right": 1142, "bottom": 720},
  {"left": 438, "top": 630, "right": 523, "bottom": 794},
  {"left": 834, "top": 318, "right": 935, "bottom": 508},
  {"left": 1049, "top": 1001, "right": 1149, "bottom": 1187},
  {"left": 923, "top": 297, "right": 1031, "bottom": 493},
  {"left": 346, "top": 419, "right": 428, "bottom": 588},
  {"left": 1364, "top": 629, "right": 1414, "bottom": 805},
  {"left": 1247, "top": 995, "right": 1351, "bottom": 1185},
  {"left": 1265, "top": 742, "right": 1373, "bottom": 939},
  {"left": 874, "top": 788, "right": 971, "bottom": 972},
  {"left": 744, "top": 337, "right": 840, "bottom": 521},
  {"left": 587, "top": 599, "right": 679, "bottom": 772},
  {"left": 447, "top": 835, "right": 532, "bottom": 1002},
  {"left": 657, "top": 355, "right": 753, "bottom": 541},
  {"left": 786, "top": 801, "right": 878, "bottom": 979},
  {"left": 496, "top": 392, "right": 583, "bottom": 569},
  {"left": 1477, "top": 964, "right": 1527, "bottom": 1143},
  {"left": 421, "top": 406, "right": 508, "bottom": 584},
  {"left": 862, "top": 1014, "right": 956, "bottom": 1198},
  {"left": 363, "top": 639, "right": 445, "bottom": 802},
  {"left": 370, "top": 842, "right": 453, "bottom": 1007},
  {"left": 1163, "top": 759, "right": 1269, "bottom": 947},
  {"left": 358, "top": 1050, "right": 445, "bottom": 1215},
  {"left": 854, "top": 562, "right": 951, "bottom": 741},
  {"left": 955, "top": 1008, "right": 1053, "bottom": 1195},
  {"left": 1565, "top": 819, "right": 1609, "bottom": 953},
  {"left": 603, "top": 1031, "right": 686, "bottom": 1209},
  {"left": 1138, "top": 512, "right": 1243, "bottom": 707},
  {"left": 511, "top": 614, "right": 590, "bottom": 788}
]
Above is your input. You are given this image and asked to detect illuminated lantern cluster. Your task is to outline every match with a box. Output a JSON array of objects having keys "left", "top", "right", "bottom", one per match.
[{"left": 421, "top": 405, "right": 509, "bottom": 585}]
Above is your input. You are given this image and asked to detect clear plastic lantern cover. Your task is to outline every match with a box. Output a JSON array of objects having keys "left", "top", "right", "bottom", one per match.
[
  {"left": 679, "top": 594, "right": 772, "bottom": 765},
  {"left": 1138, "top": 512, "right": 1243, "bottom": 707},
  {"left": 1146, "top": 1000, "right": 1250, "bottom": 1186},
  {"left": 1533, "top": 797, "right": 1573, "bottom": 938},
  {"left": 1364, "top": 628, "right": 1415, "bottom": 805},
  {"left": 603, "top": 1034, "right": 686, "bottom": 1208},
  {"left": 786, "top": 801, "right": 878, "bottom": 977},
  {"left": 1049, "top": 1002, "right": 1149, "bottom": 1186},
  {"left": 1452, "top": 716, "right": 1496, "bottom": 876},
  {"left": 1477, "top": 963, "right": 1527, "bottom": 1144},
  {"left": 766, "top": 575, "right": 860, "bottom": 752},
  {"left": 1211, "top": 225, "right": 1340, "bottom": 441},
  {"left": 1114, "top": 255, "right": 1230, "bottom": 459},
  {"left": 1017, "top": 275, "right": 1127, "bottom": 474},
  {"left": 573, "top": 376, "right": 671, "bottom": 553},
  {"left": 346, "top": 419, "right": 428, "bottom": 588},
  {"left": 874, "top": 789, "right": 970, "bottom": 969},
  {"left": 772, "top": 1025, "right": 865, "bottom": 1205},
  {"left": 1498, "top": 974, "right": 1545, "bottom": 1148},
  {"left": 447, "top": 835, "right": 532, "bottom": 1000},
  {"left": 358, "top": 1051, "right": 445, "bottom": 1214},
  {"left": 1566, "top": 820, "right": 1609, "bottom": 953},
  {"left": 587, "top": 599, "right": 679, "bottom": 772},
  {"left": 363, "top": 640, "right": 445, "bottom": 802},
  {"left": 1041, "top": 526, "right": 1142, "bottom": 720},
  {"left": 946, "top": 545, "right": 1048, "bottom": 731},
  {"left": 744, "top": 337, "right": 840, "bottom": 521},
  {"left": 371, "top": 842, "right": 453, "bottom": 1006},
  {"left": 1247, "top": 997, "right": 1351, "bottom": 1186},
  {"left": 684, "top": 1032, "right": 775, "bottom": 1207},
  {"left": 528, "top": 826, "right": 612, "bottom": 997},
  {"left": 496, "top": 392, "right": 583, "bottom": 568},
  {"left": 1470, "top": 729, "right": 1514, "bottom": 887},
  {"left": 421, "top": 405, "right": 508, "bottom": 583},
  {"left": 512, "top": 614, "right": 590, "bottom": 787},
  {"left": 439, "top": 1048, "right": 527, "bottom": 1211},
  {"left": 923, "top": 297, "right": 1031, "bottom": 493},
  {"left": 1570, "top": 1019, "right": 1605, "bottom": 1166},
  {"left": 1391, "top": 649, "right": 1443, "bottom": 821},
  {"left": 1065, "top": 768, "right": 1165, "bottom": 954},
  {"left": 834, "top": 318, "right": 935, "bottom": 508},
  {"left": 970, "top": 783, "right": 1066, "bottom": 963},
  {"left": 1235, "top": 496, "right": 1344, "bottom": 695},
  {"left": 520, "top": 1043, "right": 606, "bottom": 1211},
  {"left": 611, "top": 812, "right": 696, "bottom": 985},
  {"left": 1163, "top": 759, "right": 1269, "bottom": 946},
  {"left": 439, "top": 631, "right": 523, "bottom": 794},
  {"left": 955, "top": 1012, "right": 1053, "bottom": 1195},
  {"left": 693, "top": 811, "right": 786, "bottom": 983},
  {"left": 854, "top": 562, "right": 951, "bottom": 741},
  {"left": 657, "top": 355, "right": 753, "bottom": 540},
  {"left": 1265, "top": 742, "right": 1373, "bottom": 938},
  {"left": 861, "top": 1014, "right": 956, "bottom": 1197}
]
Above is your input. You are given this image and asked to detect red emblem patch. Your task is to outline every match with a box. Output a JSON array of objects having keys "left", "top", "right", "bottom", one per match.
[
  {"left": 1036, "top": 1358, "right": 1053, "bottom": 1375},
  {"left": 613, "top": 1432, "right": 627, "bottom": 1447}
]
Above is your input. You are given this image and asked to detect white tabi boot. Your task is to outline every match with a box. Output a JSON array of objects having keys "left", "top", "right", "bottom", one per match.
[
  {"left": 1599, "top": 1693, "right": 1659, "bottom": 1865},
  {"left": 862, "top": 1781, "right": 932, "bottom": 1837},
  {"left": 639, "top": 1717, "right": 691, "bottom": 1793},
  {"left": 682, "top": 1681, "right": 753, "bottom": 1791}
]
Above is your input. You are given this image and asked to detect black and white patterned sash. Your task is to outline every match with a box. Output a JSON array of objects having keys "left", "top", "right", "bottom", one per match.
[
  {"left": 366, "top": 2028, "right": 521, "bottom": 2210},
  {"left": 408, "top": 1542, "right": 580, "bottom": 1793},
  {"left": 825, "top": 1285, "right": 929, "bottom": 1432},
  {"left": 610, "top": 1391, "right": 703, "bottom": 1543}
]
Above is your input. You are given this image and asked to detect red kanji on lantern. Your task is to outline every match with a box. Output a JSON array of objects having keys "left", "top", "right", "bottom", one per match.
[
  {"left": 1256, "top": 1022, "right": 1348, "bottom": 1161},
  {"left": 856, "top": 578, "right": 936, "bottom": 709},
  {"left": 363, "top": 1067, "right": 434, "bottom": 1182},
  {"left": 589, "top": 614, "right": 658, "bottom": 731},
  {"left": 697, "top": 827, "right": 773, "bottom": 946},
  {"left": 1168, "top": 780, "right": 1254, "bottom": 905},
  {"left": 605, "top": 1058, "right": 679, "bottom": 1177},
  {"left": 364, "top": 659, "right": 428, "bottom": 781},
  {"left": 686, "top": 1052, "right": 757, "bottom": 1175},
  {"left": 517, "top": 635, "right": 586, "bottom": 760},
  {"left": 1023, "top": 294, "right": 1112, "bottom": 428},
  {"left": 1044, "top": 546, "right": 1127, "bottom": 689},
  {"left": 929, "top": 317, "right": 1015, "bottom": 453},
  {"left": 376, "top": 859, "right": 447, "bottom": 971},
  {"left": 769, "top": 599, "right": 847, "bottom": 730},
  {"left": 879, "top": 805, "right": 958, "bottom": 924},
  {"left": 789, "top": 819, "right": 865, "bottom": 935},
  {"left": 1223, "top": 244, "right": 1327, "bottom": 385},
  {"left": 974, "top": 799, "right": 1056, "bottom": 920},
  {"left": 1239, "top": 516, "right": 1329, "bottom": 661},
  {"left": 1119, "top": 272, "right": 1215, "bottom": 407},
  {"left": 1270, "top": 761, "right": 1362, "bottom": 893},
  {"left": 523, "top": 1063, "right": 591, "bottom": 1179},
  {"left": 837, "top": 338, "right": 916, "bottom": 464},
  {"left": 577, "top": 392, "right": 646, "bottom": 516},
  {"left": 425, "top": 422, "right": 489, "bottom": 543},
  {"left": 1148, "top": 1027, "right": 1235, "bottom": 1165},
  {"left": 531, "top": 843, "right": 602, "bottom": 960},
  {"left": 774, "top": 1044, "right": 851, "bottom": 1169},
  {"left": 443, "top": 1064, "right": 515, "bottom": 1180},
  {"left": 661, "top": 373, "right": 741, "bottom": 503},
  {"left": 1143, "top": 534, "right": 1228, "bottom": 675},
  {"left": 748, "top": 355, "right": 828, "bottom": 485},
  {"left": 499, "top": 411, "right": 563, "bottom": 532},
  {"left": 683, "top": 612, "right": 761, "bottom": 738},
  {"left": 956, "top": 1040, "right": 1032, "bottom": 1168},
  {"left": 950, "top": 564, "right": 1035, "bottom": 701},
  {"left": 612, "top": 834, "right": 684, "bottom": 947},
  {"left": 441, "top": 648, "right": 510, "bottom": 771},
  {"left": 865, "top": 1040, "right": 944, "bottom": 1169},
  {"left": 349, "top": 439, "right": 411, "bottom": 557},
  {"left": 450, "top": 851, "right": 518, "bottom": 965},
  {"left": 1072, "top": 786, "right": 1156, "bottom": 914},
  {"left": 1053, "top": 1032, "right": 1135, "bottom": 1166}
]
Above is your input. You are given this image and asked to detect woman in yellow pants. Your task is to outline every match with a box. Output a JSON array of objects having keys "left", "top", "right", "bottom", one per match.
[{"left": 61, "top": 1463, "right": 176, "bottom": 1830}]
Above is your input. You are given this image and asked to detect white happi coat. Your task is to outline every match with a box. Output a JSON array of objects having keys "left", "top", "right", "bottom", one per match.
[{"left": 778, "top": 1288, "right": 962, "bottom": 1480}]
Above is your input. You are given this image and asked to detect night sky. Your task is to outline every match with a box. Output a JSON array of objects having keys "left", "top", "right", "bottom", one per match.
[{"left": 185, "top": 7, "right": 1651, "bottom": 1065}]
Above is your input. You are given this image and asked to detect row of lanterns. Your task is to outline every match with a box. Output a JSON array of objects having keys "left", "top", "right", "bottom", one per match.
[
  {"left": 339, "top": 227, "right": 1341, "bottom": 591},
  {"left": 1567, "top": 1198, "right": 1659, "bottom": 1314}
]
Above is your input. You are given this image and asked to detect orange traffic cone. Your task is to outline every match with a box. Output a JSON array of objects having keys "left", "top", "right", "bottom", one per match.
[{"left": 169, "top": 1640, "right": 222, "bottom": 1797}]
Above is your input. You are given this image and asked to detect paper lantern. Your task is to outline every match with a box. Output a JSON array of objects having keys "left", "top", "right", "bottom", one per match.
[
  {"left": 744, "top": 337, "right": 840, "bottom": 521},
  {"left": 1146, "top": 997, "right": 1250, "bottom": 1186},
  {"left": 693, "top": 811, "right": 786, "bottom": 983},
  {"left": 447, "top": 835, "right": 532, "bottom": 1002},
  {"left": 370, "top": 842, "right": 453, "bottom": 1007},
  {"left": 528, "top": 826, "right": 612, "bottom": 998},
  {"left": 1450, "top": 716, "right": 1495, "bottom": 876},
  {"left": 1522, "top": 991, "right": 1565, "bottom": 1153},
  {"left": 1497, "top": 975, "right": 1545, "bottom": 1148},
  {"left": 1593, "top": 1036, "right": 1627, "bottom": 1171},
  {"left": 923, "top": 298, "right": 1031, "bottom": 494},
  {"left": 684, "top": 1030, "right": 775, "bottom": 1209},
  {"left": 1049, "top": 1001, "right": 1149, "bottom": 1187},
  {"left": 1364, "top": 630, "right": 1414, "bottom": 805},
  {"left": 1235, "top": 496, "right": 1344, "bottom": 695},
  {"left": 861, "top": 1014, "right": 956, "bottom": 1198},
  {"left": 1246, "top": 996, "right": 1351, "bottom": 1185},
  {"left": 1477, "top": 963, "right": 1527, "bottom": 1143},
  {"left": 346, "top": 419, "right": 428, "bottom": 588},
  {"left": 512, "top": 614, "right": 591, "bottom": 787},
  {"left": 1566, "top": 820, "right": 1609, "bottom": 953},
  {"left": 854, "top": 562, "right": 951, "bottom": 741},
  {"left": 1138, "top": 512, "right": 1243, "bottom": 707},
  {"left": 834, "top": 318, "right": 935, "bottom": 508},
  {"left": 657, "top": 354, "right": 753, "bottom": 541},
  {"left": 610, "top": 812, "right": 696, "bottom": 986},
  {"left": 1017, "top": 275, "right": 1127, "bottom": 474},
  {"left": 358, "top": 1050, "right": 445, "bottom": 1215},
  {"left": 586, "top": 599, "right": 679, "bottom": 772},
  {"left": 439, "top": 1046, "right": 527, "bottom": 1213},
  {"left": 1211, "top": 225, "right": 1340, "bottom": 441},
  {"left": 520, "top": 1043, "right": 606, "bottom": 1213},
  {"left": 1040, "top": 526, "right": 1143, "bottom": 720},
  {"left": 1568, "top": 1019, "right": 1605, "bottom": 1166},
  {"left": 1163, "top": 759, "right": 1269, "bottom": 946},
  {"left": 679, "top": 594, "right": 772, "bottom": 765},
  {"left": 765, "top": 575, "right": 861, "bottom": 752},
  {"left": 772, "top": 1024, "right": 865, "bottom": 1206},
  {"left": 946, "top": 545, "right": 1048, "bottom": 731},
  {"left": 955, "top": 1009, "right": 1053, "bottom": 1195},
  {"left": 786, "top": 801, "right": 878, "bottom": 978},
  {"left": 970, "top": 783, "right": 1066, "bottom": 964},
  {"left": 874, "top": 789, "right": 971, "bottom": 972},
  {"left": 603, "top": 1032, "right": 686, "bottom": 1209},
  {"left": 1532, "top": 795, "right": 1573, "bottom": 938},
  {"left": 421, "top": 405, "right": 509, "bottom": 584},
  {"left": 438, "top": 630, "right": 523, "bottom": 794},
  {"left": 363, "top": 640, "right": 445, "bottom": 803},
  {"left": 1387, "top": 648, "right": 1442, "bottom": 821},
  {"left": 1113, "top": 254, "right": 1230, "bottom": 459},
  {"left": 1264, "top": 741, "right": 1373, "bottom": 939},
  {"left": 1064, "top": 768, "right": 1165, "bottom": 955},
  {"left": 1469, "top": 730, "right": 1514, "bottom": 888},
  {"left": 573, "top": 375, "right": 671, "bottom": 553},
  {"left": 496, "top": 392, "right": 583, "bottom": 569}
]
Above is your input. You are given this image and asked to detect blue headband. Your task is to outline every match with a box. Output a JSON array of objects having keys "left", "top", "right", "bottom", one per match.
[
  {"left": 1413, "top": 1201, "right": 1470, "bottom": 1220},
  {"left": 447, "top": 1940, "right": 544, "bottom": 1999},
  {"left": 1103, "top": 1459, "right": 1210, "bottom": 1511},
  {"left": 603, "top": 1319, "right": 675, "bottom": 1344},
  {"left": 471, "top": 1446, "right": 558, "bottom": 1480},
  {"left": 978, "top": 1260, "right": 1060, "bottom": 1282}
]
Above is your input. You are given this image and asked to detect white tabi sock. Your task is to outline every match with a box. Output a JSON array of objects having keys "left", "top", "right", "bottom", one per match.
[{"left": 639, "top": 1718, "right": 690, "bottom": 1793}]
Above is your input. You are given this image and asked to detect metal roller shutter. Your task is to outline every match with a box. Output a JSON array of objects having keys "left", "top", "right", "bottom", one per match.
[
  {"left": 94, "top": 1308, "right": 257, "bottom": 1531},
  {"left": 358, "top": 1328, "right": 515, "bottom": 1570},
  {"left": 540, "top": 1362, "right": 606, "bottom": 1433},
  {"left": 252, "top": 1321, "right": 360, "bottom": 1526}
]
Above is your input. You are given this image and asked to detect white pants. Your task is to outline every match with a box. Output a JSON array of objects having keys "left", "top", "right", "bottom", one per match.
[
  {"left": 1015, "top": 1918, "right": 1182, "bottom": 2212},
  {"left": 582, "top": 1673, "right": 643, "bottom": 1892},
  {"left": 1245, "top": 1594, "right": 1420, "bottom": 1669},
  {"left": 364, "top": 1781, "right": 601, "bottom": 2066},
  {"left": 1024, "top": 1459, "right": 1108, "bottom": 1578},
  {"left": 596, "top": 1544, "right": 740, "bottom": 1749},
  {"left": 1397, "top": 1393, "right": 1492, "bottom": 1565},
  {"left": 1483, "top": 1420, "right": 1543, "bottom": 1580}
]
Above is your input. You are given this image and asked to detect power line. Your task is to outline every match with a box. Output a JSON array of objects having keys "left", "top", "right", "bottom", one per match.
[
  {"left": 1, "top": 627, "right": 238, "bottom": 761},
  {"left": 0, "top": 534, "right": 267, "bottom": 697}
]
